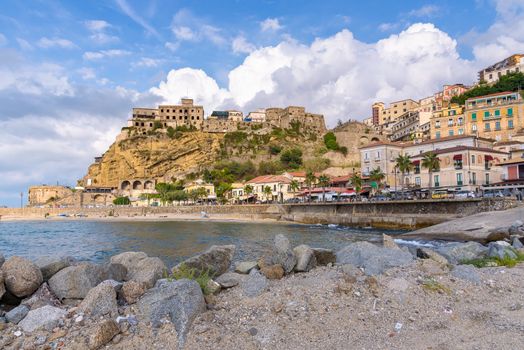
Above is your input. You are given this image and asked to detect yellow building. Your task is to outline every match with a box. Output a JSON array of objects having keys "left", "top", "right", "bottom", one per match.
[
  {"left": 465, "top": 91, "right": 523, "bottom": 142},
  {"left": 372, "top": 99, "right": 420, "bottom": 126},
  {"left": 430, "top": 104, "right": 465, "bottom": 139}
]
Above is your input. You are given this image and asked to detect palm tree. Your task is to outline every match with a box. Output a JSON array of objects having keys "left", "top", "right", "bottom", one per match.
[
  {"left": 243, "top": 184, "right": 254, "bottom": 204},
  {"left": 350, "top": 173, "right": 362, "bottom": 200},
  {"left": 421, "top": 152, "right": 440, "bottom": 198},
  {"left": 263, "top": 185, "right": 273, "bottom": 203},
  {"left": 395, "top": 154, "right": 413, "bottom": 199},
  {"left": 317, "top": 174, "right": 330, "bottom": 202},
  {"left": 369, "top": 168, "right": 385, "bottom": 195},
  {"left": 290, "top": 180, "right": 300, "bottom": 201},
  {"left": 305, "top": 171, "right": 316, "bottom": 203}
]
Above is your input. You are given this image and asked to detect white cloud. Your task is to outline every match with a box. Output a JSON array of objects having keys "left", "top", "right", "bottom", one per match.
[
  {"left": 378, "top": 22, "right": 400, "bottom": 32},
  {"left": 232, "top": 35, "right": 256, "bottom": 54},
  {"left": 164, "top": 41, "right": 179, "bottom": 52},
  {"left": 16, "top": 37, "right": 32, "bottom": 50},
  {"left": 84, "top": 19, "right": 118, "bottom": 44},
  {"left": 0, "top": 33, "right": 7, "bottom": 46},
  {"left": 260, "top": 18, "right": 282, "bottom": 32},
  {"left": 133, "top": 57, "right": 164, "bottom": 68},
  {"left": 115, "top": 0, "right": 160, "bottom": 39},
  {"left": 77, "top": 67, "right": 96, "bottom": 80},
  {"left": 37, "top": 37, "right": 76, "bottom": 49},
  {"left": 83, "top": 49, "right": 131, "bottom": 60},
  {"left": 408, "top": 5, "right": 440, "bottom": 18},
  {"left": 170, "top": 9, "right": 226, "bottom": 46}
]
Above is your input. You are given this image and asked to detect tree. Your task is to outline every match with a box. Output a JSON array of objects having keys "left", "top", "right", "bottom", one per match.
[
  {"left": 290, "top": 180, "right": 300, "bottom": 200},
  {"left": 395, "top": 154, "right": 413, "bottom": 199},
  {"left": 113, "top": 196, "right": 130, "bottom": 205},
  {"left": 350, "top": 173, "right": 362, "bottom": 200},
  {"left": 263, "top": 185, "right": 273, "bottom": 202},
  {"left": 155, "top": 182, "right": 177, "bottom": 205},
  {"left": 243, "top": 184, "right": 254, "bottom": 203},
  {"left": 216, "top": 182, "right": 233, "bottom": 203},
  {"left": 317, "top": 174, "right": 330, "bottom": 202},
  {"left": 369, "top": 168, "right": 385, "bottom": 195},
  {"left": 421, "top": 152, "right": 440, "bottom": 197},
  {"left": 280, "top": 148, "right": 303, "bottom": 169},
  {"left": 305, "top": 170, "right": 316, "bottom": 203}
]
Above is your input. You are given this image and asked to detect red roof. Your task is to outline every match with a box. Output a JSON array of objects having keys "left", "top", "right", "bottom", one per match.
[
  {"left": 466, "top": 91, "right": 517, "bottom": 100},
  {"left": 330, "top": 175, "right": 351, "bottom": 183},
  {"left": 248, "top": 175, "right": 291, "bottom": 184}
]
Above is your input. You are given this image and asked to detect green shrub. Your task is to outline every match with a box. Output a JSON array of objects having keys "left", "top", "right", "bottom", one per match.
[
  {"left": 280, "top": 148, "right": 303, "bottom": 169},
  {"left": 461, "top": 250, "right": 524, "bottom": 268},
  {"left": 113, "top": 196, "right": 130, "bottom": 205},
  {"left": 269, "top": 144, "right": 282, "bottom": 155}
]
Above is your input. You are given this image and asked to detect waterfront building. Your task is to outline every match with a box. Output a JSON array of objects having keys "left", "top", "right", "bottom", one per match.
[
  {"left": 359, "top": 141, "right": 403, "bottom": 189},
  {"left": 185, "top": 180, "right": 216, "bottom": 201},
  {"left": 489, "top": 158, "right": 524, "bottom": 191},
  {"left": 430, "top": 104, "right": 466, "bottom": 139},
  {"left": 478, "top": 54, "right": 524, "bottom": 84},
  {"left": 246, "top": 175, "right": 293, "bottom": 202},
  {"left": 28, "top": 185, "right": 73, "bottom": 206},
  {"left": 493, "top": 140, "right": 524, "bottom": 159},
  {"left": 464, "top": 91, "right": 523, "bottom": 141}
]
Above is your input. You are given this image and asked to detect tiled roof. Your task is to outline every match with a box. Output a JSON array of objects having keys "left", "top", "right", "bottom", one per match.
[
  {"left": 465, "top": 91, "right": 518, "bottom": 100},
  {"left": 410, "top": 145, "right": 509, "bottom": 158},
  {"left": 248, "top": 175, "right": 292, "bottom": 184}
]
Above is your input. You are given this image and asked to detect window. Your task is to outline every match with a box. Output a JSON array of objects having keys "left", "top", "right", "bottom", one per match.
[
  {"left": 166, "top": 109, "right": 170, "bottom": 113},
  {"left": 495, "top": 121, "right": 501, "bottom": 130},
  {"left": 434, "top": 175, "right": 440, "bottom": 187},
  {"left": 458, "top": 128, "right": 464, "bottom": 135},
  {"left": 457, "top": 117, "right": 463, "bottom": 125},
  {"left": 415, "top": 177, "right": 421, "bottom": 186},
  {"left": 435, "top": 120, "right": 441, "bottom": 128},
  {"left": 448, "top": 119, "right": 453, "bottom": 126},
  {"left": 484, "top": 111, "right": 490, "bottom": 118},
  {"left": 472, "top": 172, "right": 476, "bottom": 185},
  {"left": 509, "top": 120, "right": 514, "bottom": 129},
  {"left": 485, "top": 173, "right": 490, "bottom": 185},
  {"left": 471, "top": 112, "right": 477, "bottom": 121},
  {"left": 376, "top": 151, "right": 381, "bottom": 159},
  {"left": 435, "top": 131, "right": 441, "bottom": 139},
  {"left": 485, "top": 122, "right": 490, "bottom": 131},
  {"left": 449, "top": 130, "right": 454, "bottom": 136},
  {"left": 471, "top": 155, "right": 476, "bottom": 164},
  {"left": 507, "top": 108, "right": 513, "bottom": 116},
  {"left": 364, "top": 152, "right": 369, "bottom": 160},
  {"left": 494, "top": 109, "right": 500, "bottom": 116},
  {"left": 456, "top": 173, "right": 463, "bottom": 186}
]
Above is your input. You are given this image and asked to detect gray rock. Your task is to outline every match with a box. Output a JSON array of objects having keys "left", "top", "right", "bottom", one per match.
[
  {"left": 18, "top": 305, "right": 66, "bottom": 332},
  {"left": 99, "top": 279, "right": 123, "bottom": 292},
  {"left": 101, "top": 262, "right": 127, "bottom": 282},
  {"left": 272, "top": 234, "right": 296, "bottom": 274},
  {"left": 137, "top": 278, "right": 205, "bottom": 347},
  {"left": 452, "top": 265, "right": 481, "bottom": 284},
  {"left": 336, "top": 242, "right": 413, "bottom": 276},
  {"left": 21, "top": 282, "right": 60, "bottom": 309},
  {"left": 436, "top": 242, "right": 489, "bottom": 264},
  {"left": 487, "top": 242, "right": 517, "bottom": 260},
  {"left": 174, "top": 245, "right": 235, "bottom": 278},
  {"left": 48, "top": 263, "right": 106, "bottom": 300},
  {"left": 78, "top": 282, "right": 118, "bottom": 317},
  {"left": 235, "top": 261, "right": 258, "bottom": 274},
  {"left": 486, "top": 227, "right": 510, "bottom": 242},
  {"left": 241, "top": 269, "right": 268, "bottom": 297},
  {"left": 120, "top": 280, "right": 146, "bottom": 304},
  {"left": 416, "top": 248, "right": 449, "bottom": 265},
  {"left": 509, "top": 221, "right": 523, "bottom": 235},
  {"left": 215, "top": 272, "right": 244, "bottom": 288},
  {"left": 312, "top": 248, "right": 336, "bottom": 265},
  {"left": 293, "top": 245, "right": 316, "bottom": 272},
  {"left": 34, "top": 256, "right": 75, "bottom": 281},
  {"left": 87, "top": 319, "right": 119, "bottom": 350},
  {"left": 0, "top": 274, "right": 5, "bottom": 299},
  {"left": 512, "top": 236, "right": 524, "bottom": 249},
  {"left": 1, "top": 256, "right": 43, "bottom": 297},
  {"left": 110, "top": 252, "right": 166, "bottom": 288},
  {"left": 5, "top": 304, "right": 29, "bottom": 324}
]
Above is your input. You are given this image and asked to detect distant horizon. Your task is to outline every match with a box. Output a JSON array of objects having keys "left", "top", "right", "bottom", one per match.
[{"left": 1, "top": 0, "right": 523, "bottom": 206}]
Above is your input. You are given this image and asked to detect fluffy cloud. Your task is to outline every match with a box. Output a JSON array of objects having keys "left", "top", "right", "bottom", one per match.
[
  {"left": 83, "top": 49, "right": 131, "bottom": 60},
  {"left": 84, "top": 19, "right": 119, "bottom": 44},
  {"left": 152, "top": 23, "right": 474, "bottom": 125},
  {"left": 408, "top": 5, "right": 440, "bottom": 18},
  {"left": 260, "top": 18, "right": 282, "bottom": 32},
  {"left": 133, "top": 57, "right": 164, "bottom": 68},
  {"left": 37, "top": 37, "right": 76, "bottom": 49},
  {"left": 232, "top": 35, "right": 256, "bottom": 54}
]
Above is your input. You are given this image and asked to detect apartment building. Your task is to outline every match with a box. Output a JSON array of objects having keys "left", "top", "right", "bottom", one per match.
[
  {"left": 430, "top": 104, "right": 466, "bottom": 139},
  {"left": 478, "top": 54, "right": 524, "bottom": 84},
  {"left": 372, "top": 99, "right": 420, "bottom": 126}
]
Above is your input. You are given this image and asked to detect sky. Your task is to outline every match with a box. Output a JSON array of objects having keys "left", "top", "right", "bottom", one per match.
[{"left": 1, "top": 0, "right": 524, "bottom": 207}]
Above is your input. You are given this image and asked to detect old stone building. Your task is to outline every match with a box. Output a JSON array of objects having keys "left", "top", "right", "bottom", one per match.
[
  {"left": 28, "top": 185, "right": 74, "bottom": 206},
  {"left": 265, "top": 106, "right": 327, "bottom": 134}
]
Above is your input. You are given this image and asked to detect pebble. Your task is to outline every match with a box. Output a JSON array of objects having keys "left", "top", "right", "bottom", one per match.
[
  {"left": 14, "top": 330, "right": 22, "bottom": 337},
  {"left": 74, "top": 315, "right": 84, "bottom": 324},
  {"left": 248, "top": 327, "right": 258, "bottom": 336},
  {"left": 34, "top": 335, "right": 47, "bottom": 345}
]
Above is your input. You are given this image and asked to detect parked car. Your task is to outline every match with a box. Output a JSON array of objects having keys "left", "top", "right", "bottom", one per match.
[
  {"left": 455, "top": 190, "right": 476, "bottom": 199},
  {"left": 483, "top": 190, "right": 504, "bottom": 198},
  {"left": 431, "top": 191, "right": 449, "bottom": 199}
]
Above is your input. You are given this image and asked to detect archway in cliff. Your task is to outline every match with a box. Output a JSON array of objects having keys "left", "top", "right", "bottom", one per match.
[
  {"left": 144, "top": 180, "right": 154, "bottom": 190},
  {"left": 359, "top": 136, "right": 369, "bottom": 145},
  {"left": 132, "top": 180, "right": 143, "bottom": 190},
  {"left": 371, "top": 137, "right": 380, "bottom": 142},
  {"left": 121, "top": 181, "right": 131, "bottom": 191},
  {"left": 93, "top": 194, "right": 105, "bottom": 204}
]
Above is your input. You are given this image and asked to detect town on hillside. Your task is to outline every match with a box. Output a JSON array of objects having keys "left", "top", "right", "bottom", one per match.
[{"left": 29, "top": 54, "right": 524, "bottom": 208}]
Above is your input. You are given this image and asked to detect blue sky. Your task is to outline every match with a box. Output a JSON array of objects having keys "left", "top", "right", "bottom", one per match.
[{"left": 0, "top": 0, "right": 523, "bottom": 206}]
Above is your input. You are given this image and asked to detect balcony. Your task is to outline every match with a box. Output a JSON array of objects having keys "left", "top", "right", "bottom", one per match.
[
  {"left": 457, "top": 181, "right": 463, "bottom": 186},
  {"left": 434, "top": 182, "right": 440, "bottom": 187}
]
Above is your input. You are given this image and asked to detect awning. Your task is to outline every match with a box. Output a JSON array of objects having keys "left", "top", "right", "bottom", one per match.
[
  {"left": 485, "top": 155, "right": 494, "bottom": 161},
  {"left": 453, "top": 154, "right": 462, "bottom": 160},
  {"left": 412, "top": 160, "right": 420, "bottom": 165}
]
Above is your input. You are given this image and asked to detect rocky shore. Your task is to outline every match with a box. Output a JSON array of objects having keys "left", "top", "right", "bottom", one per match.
[{"left": 1, "top": 222, "right": 524, "bottom": 349}]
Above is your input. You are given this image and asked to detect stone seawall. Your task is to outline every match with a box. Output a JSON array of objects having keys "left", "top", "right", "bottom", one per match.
[{"left": 0, "top": 198, "right": 517, "bottom": 229}]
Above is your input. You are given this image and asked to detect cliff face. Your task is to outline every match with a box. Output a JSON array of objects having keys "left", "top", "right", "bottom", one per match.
[{"left": 81, "top": 131, "right": 224, "bottom": 187}]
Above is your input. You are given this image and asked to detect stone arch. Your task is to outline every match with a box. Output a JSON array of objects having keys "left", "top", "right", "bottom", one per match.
[
  {"left": 371, "top": 137, "right": 380, "bottom": 142},
  {"left": 144, "top": 180, "right": 154, "bottom": 190},
  {"left": 93, "top": 194, "right": 105, "bottom": 203},
  {"left": 359, "top": 136, "right": 369, "bottom": 144},
  {"left": 121, "top": 181, "right": 131, "bottom": 190},
  {"left": 132, "top": 180, "right": 143, "bottom": 190}
]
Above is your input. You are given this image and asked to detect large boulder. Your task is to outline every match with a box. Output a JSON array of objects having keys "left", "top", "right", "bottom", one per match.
[
  {"left": 259, "top": 234, "right": 297, "bottom": 274},
  {"left": 1, "top": 256, "right": 43, "bottom": 297},
  {"left": 241, "top": 269, "right": 268, "bottom": 297},
  {"left": 78, "top": 282, "right": 118, "bottom": 317},
  {"left": 312, "top": 248, "right": 336, "bottom": 266},
  {"left": 34, "top": 256, "right": 75, "bottom": 281},
  {"left": 87, "top": 319, "right": 120, "bottom": 350},
  {"left": 416, "top": 248, "right": 449, "bottom": 266},
  {"left": 293, "top": 245, "right": 317, "bottom": 272},
  {"left": 487, "top": 241, "right": 518, "bottom": 260},
  {"left": 260, "top": 264, "right": 284, "bottom": 279},
  {"left": 436, "top": 242, "right": 489, "bottom": 264},
  {"left": 215, "top": 272, "right": 245, "bottom": 288},
  {"left": 22, "top": 282, "right": 61, "bottom": 309},
  {"left": 336, "top": 242, "right": 414, "bottom": 276},
  {"left": 121, "top": 280, "right": 146, "bottom": 304},
  {"left": 235, "top": 261, "right": 258, "bottom": 274},
  {"left": 48, "top": 263, "right": 106, "bottom": 300},
  {"left": 110, "top": 252, "right": 166, "bottom": 288},
  {"left": 174, "top": 245, "right": 235, "bottom": 278},
  {"left": 18, "top": 305, "right": 66, "bottom": 332},
  {"left": 137, "top": 279, "right": 205, "bottom": 347}
]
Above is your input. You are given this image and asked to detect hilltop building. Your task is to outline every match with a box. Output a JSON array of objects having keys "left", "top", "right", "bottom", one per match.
[
  {"left": 478, "top": 54, "right": 524, "bottom": 84},
  {"left": 430, "top": 104, "right": 465, "bottom": 139},
  {"left": 246, "top": 109, "right": 266, "bottom": 122}
]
